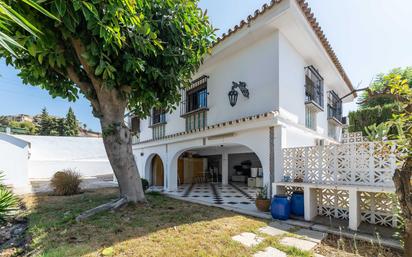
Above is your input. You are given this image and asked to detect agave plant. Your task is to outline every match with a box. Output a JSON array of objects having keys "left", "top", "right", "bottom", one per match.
[
  {"left": 0, "top": 185, "right": 17, "bottom": 221},
  {"left": 0, "top": 171, "right": 18, "bottom": 221}
]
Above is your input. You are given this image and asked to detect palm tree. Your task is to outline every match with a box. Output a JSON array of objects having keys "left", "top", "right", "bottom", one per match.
[{"left": 0, "top": 0, "right": 58, "bottom": 54}]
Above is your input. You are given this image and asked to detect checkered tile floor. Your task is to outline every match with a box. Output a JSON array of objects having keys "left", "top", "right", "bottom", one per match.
[{"left": 152, "top": 183, "right": 260, "bottom": 212}]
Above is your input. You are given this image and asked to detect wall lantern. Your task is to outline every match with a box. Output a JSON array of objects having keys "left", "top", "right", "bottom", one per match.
[{"left": 228, "top": 81, "right": 249, "bottom": 107}]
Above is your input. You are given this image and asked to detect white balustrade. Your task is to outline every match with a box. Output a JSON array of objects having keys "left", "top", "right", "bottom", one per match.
[{"left": 282, "top": 141, "right": 397, "bottom": 187}]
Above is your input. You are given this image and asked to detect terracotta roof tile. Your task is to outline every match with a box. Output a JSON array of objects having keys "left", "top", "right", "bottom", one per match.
[{"left": 212, "top": 0, "right": 355, "bottom": 97}]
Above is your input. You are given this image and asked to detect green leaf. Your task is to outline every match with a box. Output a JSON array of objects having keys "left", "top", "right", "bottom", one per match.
[
  {"left": 21, "top": 0, "right": 60, "bottom": 21},
  {"left": 28, "top": 44, "right": 37, "bottom": 56},
  {"left": 38, "top": 54, "right": 43, "bottom": 64},
  {"left": 95, "top": 62, "right": 105, "bottom": 76},
  {"left": 0, "top": 3, "right": 40, "bottom": 36},
  {"left": 54, "top": 0, "right": 67, "bottom": 17},
  {"left": 0, "top": 38, "right": 16, "bottom": 56},
  {"left": 82, "top": 2, "right": 99, "bottom": 19},
  {"left": 0, "top": 31, "right": 23, "bottom": 49},
  {"left": 63, "top": 14, "right": 75, "bottom": 33}
]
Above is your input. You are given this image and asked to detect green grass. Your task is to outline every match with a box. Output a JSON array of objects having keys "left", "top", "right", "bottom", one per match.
[{"left": 23, "top": 188, "right": 314, "bottom": 257}]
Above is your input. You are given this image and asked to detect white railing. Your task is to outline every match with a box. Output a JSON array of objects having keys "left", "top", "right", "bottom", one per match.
[{"left": 282, "top": 141, "right": 397, "bottom": 187}]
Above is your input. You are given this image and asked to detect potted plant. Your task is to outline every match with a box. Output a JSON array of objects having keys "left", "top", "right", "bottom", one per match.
[{"left": 255, "top": 186, "right": 270, "bottom": 212}]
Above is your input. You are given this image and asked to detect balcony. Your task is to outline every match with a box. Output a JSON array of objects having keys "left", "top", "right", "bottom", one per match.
[
  {"left": 149, "top": 110, "right": 166, "bottom": 127},
  {"left": 180, "top": 89, "right": 208, "bottom": 117},
  {"left": 305, "top": 66, "right": 324, "bottom": 112},
  {"left": 327, "top": 90, "right": 343, "bottom": 125},
  {"left": 180, "top": 75, "right": 209, "bottom": 117}
]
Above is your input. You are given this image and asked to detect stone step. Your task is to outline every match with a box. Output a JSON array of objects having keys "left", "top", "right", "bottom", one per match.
[
  {"left": 253, "top": 247, "right": 287, "bottom": 257},
  {"left": 279, "top": 236, "right": 318, "bottom": 251},
  {"left": 258, "top": 226, "right": 288, "bottom": 237}
]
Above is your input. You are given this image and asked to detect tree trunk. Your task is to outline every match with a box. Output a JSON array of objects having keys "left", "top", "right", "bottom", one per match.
[
  {"left": 99, "top": 101, "right": 145, "bottom": 203},
  {"left": 393, "top": 160, "right": 412, "bottom": 257},
  {"left": 405, "top": 219, "right": 412, "bottom": 257}
]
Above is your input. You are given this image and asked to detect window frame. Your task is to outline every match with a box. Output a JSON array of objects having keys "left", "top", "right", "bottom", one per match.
[
  {"left": 305, "top": 106, "right": 317, "bottom": 131},
  {"left": 180, "top": 75, "right": 209, "bottom": 117},
  {"left": 327, "top": 90, "right": 343, "bottom": 123},
  {"left": 150, "top": 108, "right": 166, "bottom": 127},
  {"left": 305, "top": 65, "right": 324, "bottom": 110}
]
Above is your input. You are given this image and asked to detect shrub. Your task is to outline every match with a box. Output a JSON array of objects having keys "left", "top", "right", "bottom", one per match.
[
  {"left": 50, "top": 169, "right": 82, "bottom": 196},
  {"left": 141, "top": 178, "right": 149, "bottom": 192},
  {"left": 348, "top": 103, "right": 399, "bottom": 133}
]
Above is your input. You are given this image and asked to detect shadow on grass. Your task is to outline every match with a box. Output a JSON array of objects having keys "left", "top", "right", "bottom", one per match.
[{"left": 23, "top": 188, "right": 268, "bottom": 257}]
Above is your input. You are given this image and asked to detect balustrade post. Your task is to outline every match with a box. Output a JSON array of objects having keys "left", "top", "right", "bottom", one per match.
[
  {"left": 304, "top": 186, "right": 317, "bottom": 221},
  {"left": 348, "top": 188, "right": 361, "bottom": 230}
]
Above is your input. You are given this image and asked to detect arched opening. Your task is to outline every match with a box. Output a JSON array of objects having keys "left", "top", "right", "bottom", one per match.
[
  {"left": 167, "top": 143, "right": 267, "bottom": 209},
  {"left": 174, "top": 144, "right": 264, "bottom": 187},
  {"left": 151, "top": 154, "right": 164, "bottom": 186}
]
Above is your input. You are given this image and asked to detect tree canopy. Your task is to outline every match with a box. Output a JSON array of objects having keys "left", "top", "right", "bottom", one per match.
[
  {"left": 0, "top": 0, "right": 215, "bottom": 205},
  {"left": 1, "top": 0, "right": 215, "bottom": 118},
  {"left": 358, "top": 67, "right": 412, "bottom": 108},
  {"left": 349, "top": 67, "right": 411, "bottom": 133}
]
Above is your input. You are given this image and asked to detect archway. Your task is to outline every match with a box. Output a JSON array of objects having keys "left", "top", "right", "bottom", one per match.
[
  {"left": 172, "top": 144, "right": 265, "bottom": 187},
  {"left": 151, "top": 154, "right": 164, "bottom": 186}
]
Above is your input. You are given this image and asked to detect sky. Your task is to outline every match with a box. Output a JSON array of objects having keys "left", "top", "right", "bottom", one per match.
[{"left": 0, "top": 0, "right": 411, "bottom": 132}]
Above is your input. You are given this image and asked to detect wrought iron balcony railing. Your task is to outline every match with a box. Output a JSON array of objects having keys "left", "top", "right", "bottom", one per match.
[
  {"left": 149, "top": 111, "right": 166, "bottom": 127},
  {"left": 327, "top": 90, "right": 342, "bottom": 124},
  {"left": 305, "top": 65, "right": 324, "bottom": 112}
]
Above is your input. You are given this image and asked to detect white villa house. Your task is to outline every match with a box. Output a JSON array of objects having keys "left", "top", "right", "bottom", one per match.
[
  {"left": 132, "top": 0, "right": 354, "bottom": 194},
  {"left": 130, "top": 0, "right": 398, "bottom": 231}
]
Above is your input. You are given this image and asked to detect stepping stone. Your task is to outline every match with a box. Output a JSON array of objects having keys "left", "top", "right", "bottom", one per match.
[
  {"left": 232, "top": 232, "right": 263, "bottom": 247},
  {"left": 259, "top": 226, "right": 288, "bottom": 236},
  {"left": 280, "top": 237, "right": 317, "bottom": 251},
  {"left": 253, "top": 247, "right": 286, "bottom": 257},
  {"left": 295, "top": 228, "right": 327, "bottom": 243}
]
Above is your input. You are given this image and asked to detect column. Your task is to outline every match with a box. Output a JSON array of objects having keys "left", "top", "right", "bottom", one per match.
[
  {"left": 273, "top": 126, "right": 286, "bottom": 183},
  {"left": 222, "top": 152, "right": 229, "bottom": 185},
  {"left": 304, "top": 186, "right": 317, "bottom": 221},
  {"left": 167, "top": 156, "right": 178, "bottom": 191},
  {"left": 348, "top": 189, "right": 361, "bottom": 231}
]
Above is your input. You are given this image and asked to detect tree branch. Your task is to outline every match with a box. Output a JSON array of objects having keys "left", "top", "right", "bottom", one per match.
[
  {"left": 358, "top": 87, "right": 407, "bottom": 105},
  {"left": 70, "top": 37, "right": 102, "bottom": 91},
  {"left": 65, "top": 66, "right": 101, "bottom": 115},
  {"left": 75, "top": 197, "right": 128, "bottom": 222}
]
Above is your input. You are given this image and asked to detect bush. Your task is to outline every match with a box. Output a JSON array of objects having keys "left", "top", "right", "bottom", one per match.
[
  {"left": 348, "top": 103, "right": 399, "bottom": 133},
  {"left": 50, "top": 169, "right": 82, "bottom": 196},
  {"left": 141, "top": 178, "right": 149, "bottom": 192}
]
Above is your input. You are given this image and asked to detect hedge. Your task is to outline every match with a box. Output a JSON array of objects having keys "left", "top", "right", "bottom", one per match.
[{"left": 348, "top": 104, "right": 397, "bottom": 133}]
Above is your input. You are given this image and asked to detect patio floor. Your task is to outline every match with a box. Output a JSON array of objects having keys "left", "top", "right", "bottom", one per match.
[{"left": 150, "top": 182, "right": 266, "bottom": 214}]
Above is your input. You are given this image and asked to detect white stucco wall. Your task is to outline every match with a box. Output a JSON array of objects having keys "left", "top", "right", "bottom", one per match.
[
  {"left": 13, "top": 135, "right": 113, "bottom": 180},
  {"left": 278, "top": 32, "right": 307, "bottom": 126},
  {"left": 138, "top": 32, "right": 279, "bottom": 142},
  {"left": 278, "top": 33, "right": 340, "bottom": 140},
  {"left": 0, "top": 133, "right": 30, "bottom": 192}
]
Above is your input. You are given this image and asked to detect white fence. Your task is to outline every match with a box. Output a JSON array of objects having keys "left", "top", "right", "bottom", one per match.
[{"left": 282, "top": 141, "right": 397, "bottom": 187}]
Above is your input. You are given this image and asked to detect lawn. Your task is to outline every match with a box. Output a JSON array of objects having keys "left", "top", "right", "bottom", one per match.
[{"left": 9, "top": 188, "right": 400, "bottom": 257}]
